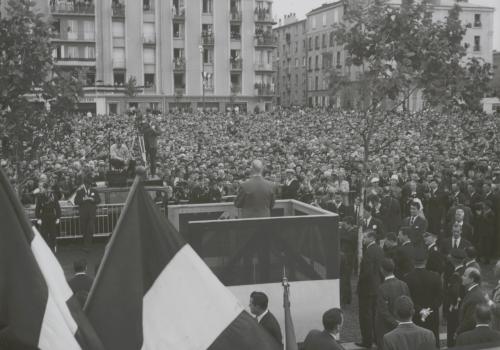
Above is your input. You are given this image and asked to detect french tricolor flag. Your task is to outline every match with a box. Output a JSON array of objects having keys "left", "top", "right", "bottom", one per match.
[
  {"left": 84, "top": 173, "right": 281, "bottom": 350},
  {"left": 0, "top": 168, "right": 104, "bottom": 350}
]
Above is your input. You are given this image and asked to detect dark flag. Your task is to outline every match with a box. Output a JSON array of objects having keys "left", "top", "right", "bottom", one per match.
[
  {"left": 0, "top": 168, "right": 104, "bottom": 350},
  {"left": 85, "top": 172, "right": 281, "bottom": 350}
]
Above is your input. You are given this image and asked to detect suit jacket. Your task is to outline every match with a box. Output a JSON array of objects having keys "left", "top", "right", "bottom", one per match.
[
  {"left": 282, "top": 178, "right": 300, "bottom": 200},
  {"left": 401, "top": 216, "right": 428, "bottom": 244},
  {"left": 424, "top": 189, "right": 446, "bottom": 235},
  {"left": 363, "top": 216, "right": 386, "bottom": 241},
  {"left": 456, "top": 325, "right": 500, "bottom": 347},
  {"left": 382, "top": 323, "right": 436, "bottom": 350},
  {"left": 234, "top": 176, "right": 275, "bottom": 218},
  {"left": 441, "top": 237, "right": 472, "bottom": 256},
  {"left": 425, "top": 243, "right": 445, "bottom": 275},
  {"left": 358, "top": 242, "right": 384, "bottom": 297},
  {"left": 74, "top": 185, "right": 101, "bottom": 212},
  {"left": 380, "top": 196, "right": 402, "bottom": 233},
  {"left": 68, "top": 273, "right": 94, "bottom": 307},
  {"left": 447, "top": 221, "right": 474, "bottom": 242},
  {"left": 457, "top": 285, "right": 487, "bottom": 334},
  {"left": 375, "top": 277, "right": 410, "bottom": 349},
  {"left": 302, "top": 329, "right": 345, "bottom": 350},
  {"left": 259, "top": 311, "right": 282, "bottom": 346},
  {"left": 394, "top": 242, "right": 414, "bottom": 280},
  {"left": 404, "top": 268, "right": 442, "bottom": 341}
]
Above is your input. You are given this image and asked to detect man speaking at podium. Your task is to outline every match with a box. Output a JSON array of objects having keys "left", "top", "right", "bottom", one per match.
[{"left": 234, "top": 159, "right": 275, "bottom": 218}]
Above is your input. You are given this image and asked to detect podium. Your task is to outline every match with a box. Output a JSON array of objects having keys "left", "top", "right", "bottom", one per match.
[{"left": 168, "top": 200, "right": 340, "bottom": 341}]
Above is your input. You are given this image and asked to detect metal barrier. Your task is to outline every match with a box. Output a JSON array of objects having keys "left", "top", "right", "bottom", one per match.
[{"left": 26, "top": 203, "right": 167, "bottom": 240}]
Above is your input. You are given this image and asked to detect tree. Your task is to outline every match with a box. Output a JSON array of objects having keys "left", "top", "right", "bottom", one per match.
[
  {"left": 330, "top": 0, "right": 491, "bottom": 269},
  {"left": 0, "top": 0, "right": 84, "bottom": 187}
]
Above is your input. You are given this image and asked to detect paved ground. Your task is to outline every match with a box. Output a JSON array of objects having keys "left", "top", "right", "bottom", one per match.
[{"left": 56, "top": 241, "right": 497, "bottom": 349}]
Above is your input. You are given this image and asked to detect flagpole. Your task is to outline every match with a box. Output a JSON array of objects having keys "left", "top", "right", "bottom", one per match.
[{"left": 282, "top": 262, "right": 298, "bottom": 350}]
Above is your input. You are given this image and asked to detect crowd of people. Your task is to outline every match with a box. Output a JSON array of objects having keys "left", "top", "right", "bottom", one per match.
[{"left": 3, "top": 107, "right": 500, "bottom": 349}]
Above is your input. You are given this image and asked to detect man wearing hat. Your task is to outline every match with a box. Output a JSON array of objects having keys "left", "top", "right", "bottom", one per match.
[
  {"left": 404, "top": 248, "right": 443, "bottom": 347},
  {"left": 282, "top": 168, "right": 299, "bottom": 200}
]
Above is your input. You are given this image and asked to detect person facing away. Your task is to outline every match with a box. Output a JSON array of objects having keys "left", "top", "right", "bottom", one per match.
[
  {"left": 456, "top": 304, "right": 500, "bottom": 347},
  {"left": 303, "top": 308, "right": 346, "bottom": 350},
  {"left": 382, "top": 295, "right": 436, "bottom": 350},
  {"left": 68, "top": 258, "right": 94, "bottom": 307},
  {"left": 234, "top": 159, "right": 275, "bottom": 218},
  {"left": 249, "top": 291, "right": 282, "bottom": 346}
]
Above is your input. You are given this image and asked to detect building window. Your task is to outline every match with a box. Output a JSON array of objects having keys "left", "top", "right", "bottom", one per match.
[
  {"left": 311, "top": 16, "right": 316, "bottom": 29},
  {"left": 203, "top": 48, "right": 213, "bottom": 64},
  {"left": 230, "top": 24, "right": 241, "bottom": 40},
  {"left": 330, "top": 32, "right": 335, "bottom": 47},
  {"left": 143, "top": 22, "right": 155, "bottom": 43},
  {"left": 113, "top": 47, "right": 125, "bottom": 67},
  {"left": 308, "top": 57, "right": 312, "bottom": 69},
  {"left": 85, "top": 46, "right": 95, "bottom": 59},
  {"left": 308, "top": 37, "right": 312, "bottom": 50},
  {"left": 143, "top": 48, "right": 155, "bottom": 64},
  {"left": 113, "top": 70, "right": 125, "bottom": 85},
  {"left": 322, "top": 13, "right": 326, "bottom": 26},
  {"left": 66, "top": 46, "right": 79, "bottom": 58},
  {"left": 294, "top": 41, "right": 298, "bottom": 53},
  {"left": 86, "top": 70, "right": 95, "bottom": 86},
  {"left": 112, "top": 21, "right": 124, "bottom": 38},
  {"left": 474, "top": 14, "right": 481, "bottom": 27},
  {"left": 295, "top": 58, "right": 299, "bottom": 67},
  {"left": 322, "top": 34, "right": 326, "bottom": 48},
  {"left": 315, "top": 55, "right": 319, "bottom": 69},
  {"left": 474, "top": 36, "right": 481, "bottom": 51},
  {"left": 109, "top": 103, "right": 118, "bottom": 114},
  {"left": 174, "top": 48, "right": 184, "bottom": 59},
  {"left": 144, "top": 73, "right": 155, "bottom": 88},
  {"left": 174, "top": 73, "right": 185, "bottom": 89},
  {"left": 173, "top": 23, "right": 184, "bottom": 38},
  {"left": 202, "top": 0, "right": 213, "bottom": 14},
  {"left": 315, "top": 36, "right": 319, "bottom": 50},
  {"left": 67, "top": 20, "right": 77, "bottom": 40},
  {"left": 143, "top": 0, "right": 152, "bottom": 11},
  {"left": 83, "top": 20, "right": 95, "bottom": 40},
  {"left": 315, "top": 76, "right": 318, "bottom": 90}
]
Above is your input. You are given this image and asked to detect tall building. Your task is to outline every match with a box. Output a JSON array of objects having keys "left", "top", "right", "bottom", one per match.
[
  {"left": 274, "top": 14, "right": 307, "bottom": 107},
  {"left": 274, "top": 0, "right": 494, "bottom": 109},
  {"left": 37, "top": 0, "right": 278, "bottom": 114}
]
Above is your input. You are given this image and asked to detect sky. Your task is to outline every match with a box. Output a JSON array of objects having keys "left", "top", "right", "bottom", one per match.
[{"left": 273, "top": 0, "right": 500, "bottom": 51}]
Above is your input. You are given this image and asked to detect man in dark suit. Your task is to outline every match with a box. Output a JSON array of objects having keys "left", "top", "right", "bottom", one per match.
[
  {"left": 441, "top": 223, "right": 472, "bottom": 256},
  {"left": 423, "top": 232, "right": 445, "bottom": 275},
  {"left": 457, "top": 267, "right": 487, "bottom": 335},
  {"left": 456, "top": 304, "right": 500, "bottom": 347},
  {"left": 444, "top": 249, "right": 466, "bottom": 347},
  {"left": 382, "top": 296, "right": 436, "bottom": 350},
  {"left": 281, "top": 169, "right": 300, "bottom": 200},
  {"left": 400, "top": 201, "right": 427, "bottom": 246},
  {"left": 249, "top": 291, "right": 282, "bottom": 346},
  {"left": 68, "top": 258, "right": 94, "bottom": 307},
  {"left": 404, "top": 250, "right": 442, "bottom": 347},
  {"left": 356, "top": 230, "right": 384, "bottom": 349},
  {"left": 375, "top": 259, "right": 410, "bottom": 349},
  {"left": 330, "top": 192, "right": 347, "bottom": 220},
  {"left": 303, "top": 308, "right": 345, "bottom": 350},
  {"left": 394, "top": 228, "right": 414, "bottom": 280},
  {"left": 234, "top": 160, "right": 275, "bottom": 218},
  {"left": 362, "top": 206, "right": 385, "bottom": 242},
  {"left": 379, "top": 186, "right": 402, "bottom": 234},
  {"left": 74, "top": 175, "right": 101, "bottom": 251},
  {"left": 447, "top": 208, "right": 474, "bottom": 243},
  {"left": 424, "top": 179, "right": 446, "bottom": 235}
]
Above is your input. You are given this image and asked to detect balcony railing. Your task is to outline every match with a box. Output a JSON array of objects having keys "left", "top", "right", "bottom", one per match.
[
  {"left": 254, "top": 9, "right": 275, "bottom": 23},
  {"left": 174, "top": 87, "right": 185, "bottom": 95},
  {"left": 173, "top": 7, "right": 185, "bottom": 20},
  {"left": 143, "top": 35, "right": 155, "bottom": 44},
  {"left": 173, "top": 58, "right": 186, "bottom": 70},
  {"left": 231, "top": 85, "right": 242, "bottom": 94},
  {"left": 112, "top": 3, "right": 125, "bottom": 17},
  {"left": 230, "top": 58, "right": 242, "bottom": 70},
  {"left": 254, "top": 63, "right": 274, "bottom": 72},
  {"left": 50, "top": 3, "right": 95, "bottom": 15},
  {"left": 230, "top": 32, "right": 241, "bottom": 41},
  {"left": 230, "top": 11, "right": 242, "bottom": 22},
  {"left": 254, "top": 35, "right": 278, "bottom": 47},
  {"left": 201, "top": 33, "right": 215, "bottom": 46},
  {"left": 254, "top": 83, "right": 275, "bottom": 96}
]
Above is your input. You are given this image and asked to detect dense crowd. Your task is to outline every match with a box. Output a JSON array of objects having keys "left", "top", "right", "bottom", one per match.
[{"left": 3, "top": 107, "right": 500, "bottom": 348}]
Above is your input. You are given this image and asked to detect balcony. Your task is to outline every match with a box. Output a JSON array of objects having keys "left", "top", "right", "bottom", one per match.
[
  {"left": 230, "top": 32, "right": 241, "bottom": 41},
  {"left": 173, "top": 58, "right": 186, "bottom": 71},
  {"left": 254, "top": 63, "right": 274, "bottom": 72},
  {"left": 201, "top": 33, "right": 215, "bottom": 46},
  {"left": 230, "top": 58, "right": 242, "bottom": 70},
  {"left": 254, "top": 9, "right": 276, "bottom": 24},
  {"left": 112, "top": 3, "right": 125, "bottom": 17},
  {"left": 173, "top": 7, "right": 185, "bottom": 20},
  {"left": 50, "top": 2, "right": 95, "bottom": 15},
  {"left": 174, "top": 87, "right": 185, "bottom": 95},
  {"left": 254, "top": 83, "right": 275, "bottom": 96},
  {"left": 230, "top": 11, "right": 242, "bottom": 22},
  {"left": 254, "top": 35, "right": 278, "bottom": 48},
  {"left": 54, "top": 57, "right": 96, "bottom": 66}
]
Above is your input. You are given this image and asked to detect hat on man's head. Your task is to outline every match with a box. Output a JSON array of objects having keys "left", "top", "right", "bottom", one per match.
[
  {"left": 370, "top": 177, "right": 380, "bottom": 184},
  {"left": 285, "top": 169, "right": 295, "bottom": 174}
]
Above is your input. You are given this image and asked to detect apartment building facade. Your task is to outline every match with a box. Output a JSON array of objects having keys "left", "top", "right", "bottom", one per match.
[
  {"left": 274, "top": 0, "right": 494, "bottom": 109},
  {"left": 39, "top": 0, "right": 277, "bottom": 114}
]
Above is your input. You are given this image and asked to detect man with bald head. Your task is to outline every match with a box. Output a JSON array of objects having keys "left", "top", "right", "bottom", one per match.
[{"left": 234, "top": 159, "right": 275, "bottom": 218}]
